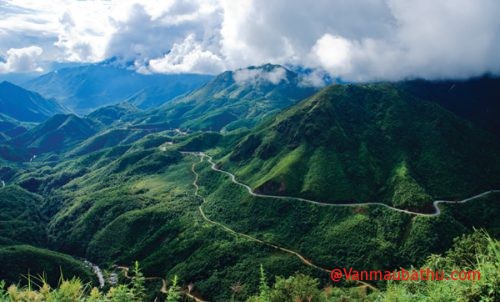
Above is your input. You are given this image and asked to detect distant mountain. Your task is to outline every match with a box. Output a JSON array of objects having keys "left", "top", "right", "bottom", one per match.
[
  {"left": 140, "top": 64, "right": 318, "bottom": 131},
  {"left": 397, "top": 76, "right": 500, "bottom": 137},
  {"left": 87, "top": 102, "right": 140, "bottom": 126},
  {"left": 0, "top": 113, "right": 30, "bottom": 140},
  {"left": 0, "top": 113, "right": 20, "bottom": 132},
  {"left": 223, "top": 83, "right": 500, "bottom": 209},
  {"left": 125, "top": 78, "right": 216, "bottom": 109},
  {"left": 0, "top": 81, "right": 66, "bottom": 122},
  {"left": 24, "top": 62, "right": 212, "bottom": 113},
  {"left": 12, "top": 114, "right": 99, "bottom": 154}
]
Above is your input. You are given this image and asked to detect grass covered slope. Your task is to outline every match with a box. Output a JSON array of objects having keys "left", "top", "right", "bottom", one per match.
[
  {"left": 0, "top": 186, "right": 94, "bottom": 287},
  {"left": 224, "top": 83, "right": 500, "bottom": 209},
  {"left": 0, "top": 245, "right": 94, "bottom": 287},
  {"left": 142, "top": 64, "right": 317, "bottom": 131},
  {"left": 11, "top": 114, "right": 99, "bottom": 154},
  {"left": 0, "top": 186, "right": 46, "bottom": 246},
  {"left": 86, "top": 102, "right": 140, "bottom": 127}
]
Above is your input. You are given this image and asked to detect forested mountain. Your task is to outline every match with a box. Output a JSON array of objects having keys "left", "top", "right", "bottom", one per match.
[
  {"left": 223, "top": 83, "right": 500, "bottom": 209},
  {"left": 0, "top": 72, "right": 498, "bottom": 301},
  {"left": 140, "top": 64, "right": 318, "bottom": 131}
]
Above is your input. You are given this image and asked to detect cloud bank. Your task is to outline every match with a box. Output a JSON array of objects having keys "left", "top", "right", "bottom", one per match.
[
  {"left": 0, "top": 46, "right": 44, "bottom": 73},
  {"left": 0, "top": 0, "right": 499, "bottom": 80}
]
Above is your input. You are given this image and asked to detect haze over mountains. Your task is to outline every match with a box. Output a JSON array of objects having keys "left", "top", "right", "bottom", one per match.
[
  {"left": 23, "top": 59, "right": 212, "bottom": 114},
  {"left": 0, "top": 81, "right": 66, "bottom": 122}
]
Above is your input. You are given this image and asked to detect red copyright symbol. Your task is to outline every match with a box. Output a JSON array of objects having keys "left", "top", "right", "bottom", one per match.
[{"left": 330, "top": 269, "right": 343, "bottom": 282}]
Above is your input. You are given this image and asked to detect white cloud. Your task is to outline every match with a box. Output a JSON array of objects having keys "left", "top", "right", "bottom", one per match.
[
  {"left": 303, "top": 0, "right": 500, "bottom": 81},
  {"left": 0, "top": 0, "right": 499, "bottom": 80},
  {"left": 233, "top": 66, "right": 288, "bottom": 85},
  {"left": 148, "top": 34, "right": 224, "bottom": 74},
  {"left": 105, "top": 1, "right": 222, "bottom": 63},
  {"left": 0, "top": 46, "right": 43, "bottom": 73},
  {"left": 298, "top": 69, "right": 330, "bottom": 88},
  {"left": 310, "top": 35, "right": 353, "bottom": 75}
]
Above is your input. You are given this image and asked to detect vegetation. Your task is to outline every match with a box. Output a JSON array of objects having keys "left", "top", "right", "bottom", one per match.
[
  {"left": 245, "top": 230, "right": 499, "bottom": 302},
  {"left": 223, "top": 83, "right": 500, "bottom": 209},
  {"left": 0, "top": 79, "right": 499, "bottom": 300},
  {"left": 140, "top": 64, "right": 317, "bottom": 132},
  {"left": 0, "top": 230, "right": 494, "bottom": 301},
  {"left": 0, "top": 262, "right": 182, "bottom": 302},
  {"left": 0, "top": 245, "right": 95, "bottom": 287}
]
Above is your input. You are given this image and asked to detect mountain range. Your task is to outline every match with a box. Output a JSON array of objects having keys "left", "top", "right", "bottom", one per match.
[
  {"left": 223, "top": 83, "right": 500, "bottom": 209},
  {"left": 24, "top": 60, "right": 212, "bottom": 113},
  {"left": 0, "top": 81, "right": 66, "bottom": 122},
  {"left": 0, "top": 63, "right": 499, "bottom": 301},
  {"left": 140, "top": 64, "right": 318, "bottom": 131}
]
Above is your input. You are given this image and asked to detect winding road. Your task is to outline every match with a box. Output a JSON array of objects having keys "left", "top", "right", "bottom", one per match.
[
  {"left": 92, "top": 150, "right": 498, "bottom": 300},
  {"left": 183, "top": 152, "right": 499, "bottom": 217},
  {"left": 188, "top": 153, "right": 378, "bottom": 291}
]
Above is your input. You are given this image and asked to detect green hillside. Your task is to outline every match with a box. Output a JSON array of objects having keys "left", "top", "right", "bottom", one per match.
[
  {"left": 222, "top": 83, "right": 500, "bottom": 209},
  {"left": 0, "top": 186, "right": 46, "bottom": 246},
  {"left": 12, "top": 114, "right": 99, "bottom": 154},
  {"left": 86, "top": 102, "right": 140, "bottom": 127},
  {"left": 0, "top": 79, "right": 499, "bottom": 300},
  {"left": 0, "top": 245, "right": 95, "bottom": 287},
  {"left": 140, "top": 64, "right": 317, "bottom": 131}
]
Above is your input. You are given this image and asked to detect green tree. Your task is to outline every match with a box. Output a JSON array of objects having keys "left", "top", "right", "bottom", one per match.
[
  {"left": 131, "top": 261, "right": 146, "bottom": 301},
  {"left": 107, "top": 284, "right": 133, "bottom": 302},
  {"left": 166, "top": 275, "right": 181, "bottom": 302},
  {"left": 270, "top": 274, "right": 322, "bottom": 302},
  {"left": 258, "top": 265, "right": 270, "bottom": 302}
]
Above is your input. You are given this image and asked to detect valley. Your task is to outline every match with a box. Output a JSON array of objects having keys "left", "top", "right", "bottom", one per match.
[
  {"left": 0, "top": 64, "right": 499, "bottom": 301},
  {"left": 1, "top": 2, "right": 500, "bottom": 300}
]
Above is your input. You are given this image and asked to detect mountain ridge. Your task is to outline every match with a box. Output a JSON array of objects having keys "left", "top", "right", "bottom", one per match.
[
  {"left": 222, "top": 83, "right": 500, "bottom": 209},
  {"left": 0, "top": 81, "right": 67, "bottom": 122},
  {"left": 140, "top": 64, "right": 318, "bottom": 131},
  {"left": 24, "top": 64, "right": 212, "bottom": 113}
]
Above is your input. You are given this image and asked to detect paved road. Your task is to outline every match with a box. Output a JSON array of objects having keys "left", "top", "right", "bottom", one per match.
[
  {"left": 189, "top": 154, "right": 378, "bottom": 291},
  {"left": 183, "top": 151, "right": 499, "bottom": 217}
]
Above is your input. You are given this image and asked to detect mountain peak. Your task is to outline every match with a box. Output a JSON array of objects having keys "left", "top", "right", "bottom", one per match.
[
  {"left": 245, "top": 63, "right": 286, "bottom": 71},
  {"left": 0, "top": 80, "right": 20, "bottom": 89},
  {"left": 231, "top": 64, "right": 296, "bottom": 86},
  {"left": 96, "top": 56, "right": 135, "bottom": 68}
]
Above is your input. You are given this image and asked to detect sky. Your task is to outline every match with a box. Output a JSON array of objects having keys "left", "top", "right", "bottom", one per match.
[{"left": 0, "top": 0, "right": 499, "bottom": 81}]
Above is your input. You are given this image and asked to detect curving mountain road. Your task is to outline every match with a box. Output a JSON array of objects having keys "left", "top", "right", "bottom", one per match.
[
  {"left": 182, "top": 151, "right": 499, "bottom": 217},
  {"left": 189, "top": 154, "right": 378, "bottom": 291}
]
